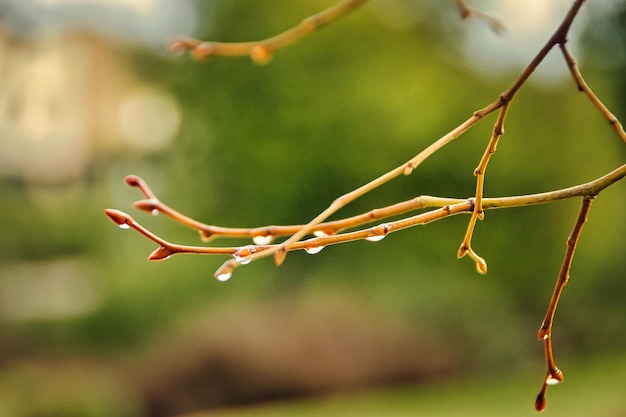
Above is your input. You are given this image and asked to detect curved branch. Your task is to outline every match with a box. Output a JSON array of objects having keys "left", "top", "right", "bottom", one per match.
[
  {"left": 105, "top": 164, "right": 625, "bottom": 276},
  {"left": 169, "top": 0, "right": 368, "bottom": 64}
]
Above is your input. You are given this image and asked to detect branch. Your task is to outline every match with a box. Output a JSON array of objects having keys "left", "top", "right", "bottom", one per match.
[
  {"left": 559, "top": 44, "right": 626, "bottom": 144},
  {"left": 457, "top": 102, "right": 510, "bottom": 274},
  {"left": 228, "top": 0, "right": 589, "bottom": 273},
  {"left": 105, "top": 0, "right": 624, "bottom": 410},
  {"left": 104, "top": 164, "right": 625, "bottom": 278},
  {"left": 169, "top": 0, "right": 368, "bottom": 64},
  {"left": 534, "top": 195, "right": 594, "bottom": 412},
  {"left": 452, "top": 0, "right": 505, "bottom": 34}
]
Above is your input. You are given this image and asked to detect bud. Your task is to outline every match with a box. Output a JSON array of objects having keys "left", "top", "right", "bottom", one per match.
[
  {"left": 250, "top": 45, "right": 273, "bottom": 65},
  {"left": 104, "top": 209, "right": 131, "bottom": 228},
  {"left": 148, "top": 246, "right": 173, "bottom": 261}
]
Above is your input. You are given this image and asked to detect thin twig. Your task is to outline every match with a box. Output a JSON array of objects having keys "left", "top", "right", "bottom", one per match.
[
  {"left": 559, "top": 44, "right": 626, "bottom": 144},
  {"left": 124, "top": 175, "right": 463, "bottom": 243},
  {"left": 458, "top": 103, "right": 510, "bottom": 274},
  {"left": 534, "top": 195, "right": 595, "bottom": 412},
  {"left": 457, "top": 0, "right": 587, "bottom": 274},
  {"left": 104, "top": 164, "right": 625, "bottom": 274},
  {"left": 452, "top": 0, "right": 505, "bottom": 34},
  {"left": 169, "top": 0, "right": 368, "bottom": 64},
  {"left": 232, "top": 0, "right": 588, "bottom": 273}
]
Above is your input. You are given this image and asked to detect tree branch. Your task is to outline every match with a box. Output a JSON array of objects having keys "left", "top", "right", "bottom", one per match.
[
  {"left": 169, "top": 0, "right": 368, "bottom": 64},
  {"left": 104, "top": 164, "right": 625, "bottom": 276},
  {"left": 559, "top": 44, "right": 626, "bottom": 144},
  {"left": 534, "top": 195, "right": 595, "bottom": 412}
]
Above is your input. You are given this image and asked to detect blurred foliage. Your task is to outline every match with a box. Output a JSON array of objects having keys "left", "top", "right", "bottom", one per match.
[{"left": 0, "top": 1, "right": 624, "bottom": 416}]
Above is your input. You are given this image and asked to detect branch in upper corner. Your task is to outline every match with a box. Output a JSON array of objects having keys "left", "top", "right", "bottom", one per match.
[
  {"left": 452, "top": 0, "right": 505, "bottom": 34},
  {"left": 559, "top": 44, "right": 626, "bottom": 144},
  {"left": 169, "top": 0, "right": 368, "bottom": 64}
]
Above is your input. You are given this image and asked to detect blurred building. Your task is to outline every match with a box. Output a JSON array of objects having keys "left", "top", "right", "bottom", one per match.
[{"left": 0, "top": 0, "right": 194, "bottom": 185}]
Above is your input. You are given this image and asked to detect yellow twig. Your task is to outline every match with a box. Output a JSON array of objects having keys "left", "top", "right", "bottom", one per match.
[
  {"left": 104, "top": 164, "right": 625, "bottom": 273},
  {"left": 534, "top": 195, "right": 594, "bottom": 412},
  {"left": 169, "top": 0, "right": 368, "bottom": 64},
  {"left": 559, "top": 44, "right": 626, "bottom": 144}
]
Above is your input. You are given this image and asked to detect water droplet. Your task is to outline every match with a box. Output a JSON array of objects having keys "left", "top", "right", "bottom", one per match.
[
  {"left": 152, "top": 209, "right": 159, "bottom": 216},
  {"left": 233, "top": 245, "right": 256, "bottom": 265},
  {"left": 119, "top": 223, "right": 130, "bottom": 229},
  {"left": 253, "top": 235, "right": 273, "bottom": 245},
  {"left": 546, "top": 368, "right": 564, "bottom": 385},
  {"left": 305, "top": 245, "right": 325, "bottom": 255},
  {"left": 546, "top": 376, "right": 562, "bottom": 386},
  {"left": 313, "top": 230, "right": 331, "bottom": 237},
  {"left": 235, "top": 257, "right": 251, "bottom": 265},
  {"left": 216, "top": 272, "right": 232, "bottom": 282},
  {"left": 214, "top": 262, "right": 233, "bottom": 282},
  {"left": 403, "top": 164, "right": 415, "bottom": 176},
  {"left": 365, "top": 224, "right": 389, "bottom": 242}
]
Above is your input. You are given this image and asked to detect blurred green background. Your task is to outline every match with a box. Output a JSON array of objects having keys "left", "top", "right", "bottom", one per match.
[{"left": 0, "top": 1, "right": 624, "bottom": 416}]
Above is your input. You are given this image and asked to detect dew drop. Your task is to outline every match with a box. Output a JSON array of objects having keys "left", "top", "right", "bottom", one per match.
[
  {"left": 235, "top": 256, "right": 251, "bottom": 265},
  {"left": 252, "top": 235, "right": 273, "bottom": 245},
  {"left": 216, "top": 272, "right": 232, "bottom": 282},
  {"left": 152, "top": 209, "right": 159, "bottom": 216},
  {"left": 366, "top": 235, "right": 385, "bottom": 242},
  {"left": 233, "top": 245, "right": 256, "bottom": 265},
  {"left": 546, "top": 376, "right": 562, "bottom": 386},
  {"left": 119, "top": 223, "right": 130, "bottom": 230},
  {"left": 403, "top": 164, "right": 415, "bottom": 176},
  {"left": 214, "top": 262, "right": 234, "bottom": 282},
  {"left": 546, "top": 368, "right": 564, "bottom": 385},
  {"left": 305, "top": 245, "right": 325, "bottom": 255}
]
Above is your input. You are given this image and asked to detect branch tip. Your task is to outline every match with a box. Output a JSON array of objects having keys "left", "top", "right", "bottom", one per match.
[
  {"left": 148, "top": 246, "right": 173, "bottom": 261},
  {"left": 274, "top": 248, "right": 288, "bottom": 265},
  {"left": 214, "top": 261, "right": 234, "bottom": 282},
  {"left": 133, "top": 199, "right": 159, "bottom": 213},
  {"left": 124, "top": 175, "right": 142, "bottom": 187},
  {"left": 104, "top": 208, "right": 131, "bottom": 228}
]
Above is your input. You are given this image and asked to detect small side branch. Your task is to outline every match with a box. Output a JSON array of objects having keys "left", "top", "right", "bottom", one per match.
[
  {"left": 169, "top": 0, "right": 368, "bottom": 64},
  {"left": 559, "top": 44, "right": 626, "bottom": 144},
  {"left": 104, "top": 164, "right": 625, "bottom": 280},
  {"left": 534, "top": 195, "right": 595, "bottom": 412},
  {"left": 452, "top": 0, "right": 504, "bottom": 33},
  {"left": 458, "top": 103, "right": 510, "bottom": 274}
]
